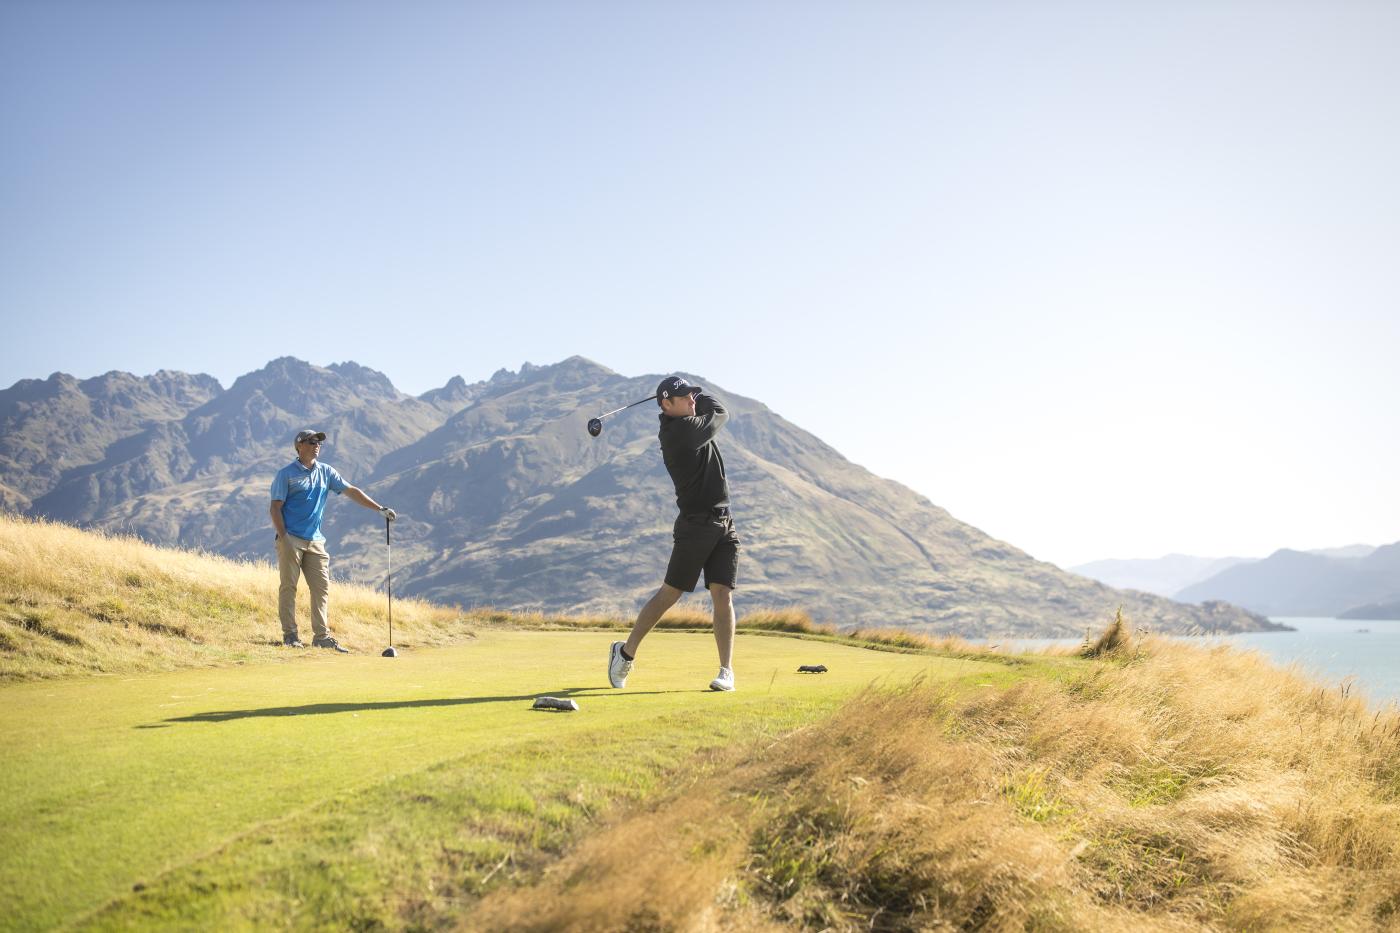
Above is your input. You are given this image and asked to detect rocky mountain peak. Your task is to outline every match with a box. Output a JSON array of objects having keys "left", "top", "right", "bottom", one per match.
[
  {"left": 219, "top": 357, "right": 402, "bottom": 419},
  {"left": 225, "top": 357, "right": 319, "bottom": 396},
  {"left": 419, "top": 374, "right": 476, "bottom": 407},
  {"left": 327, "top": 361, "right": 398, "bottom": 396},
  {"left": 1, "top": 372, "right": 79, "bottom": 405}
]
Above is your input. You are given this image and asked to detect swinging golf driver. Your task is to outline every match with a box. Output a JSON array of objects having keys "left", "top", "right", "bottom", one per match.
[{"left": 586, "top": 394, "right": 658, "bottom": 437}]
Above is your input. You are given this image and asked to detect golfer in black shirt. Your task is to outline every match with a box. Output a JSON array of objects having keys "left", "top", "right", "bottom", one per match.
[{"left": 608, "top": 376, "right": 740, "bottom": 691}]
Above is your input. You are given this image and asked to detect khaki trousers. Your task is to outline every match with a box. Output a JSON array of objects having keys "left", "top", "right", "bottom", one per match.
[{"left": 277, "top": 534, "right": 330, "bottom": 639}]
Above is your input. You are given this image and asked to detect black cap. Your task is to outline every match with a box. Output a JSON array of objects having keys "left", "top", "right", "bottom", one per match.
[
  {"left": 656, "top": 376, "right": 701, "bottom": 403},
  {"left": 295, "top": 429, "right": 327, "bottom": 445}
]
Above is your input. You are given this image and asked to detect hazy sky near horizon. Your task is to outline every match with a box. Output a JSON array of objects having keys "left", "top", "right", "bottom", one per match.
[{"left": 3, "top": 1, "right": 1397, "bottom": 567}]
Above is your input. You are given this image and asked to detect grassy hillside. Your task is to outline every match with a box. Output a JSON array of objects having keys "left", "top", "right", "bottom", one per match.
[
  {"left": 0, "top": 512, "right": 482, "bottom": 678},
  {"left": 474, "top": 633, "right": 1400, "bottom": 932},
  {"left": 4, "top": 515, "right": 1397, "bottom": 930},
  {"left": 1, "top": 513, "right": 925, "bottom": 681}
]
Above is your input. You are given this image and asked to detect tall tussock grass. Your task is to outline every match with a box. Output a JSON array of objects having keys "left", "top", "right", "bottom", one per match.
[
  {"left": 0, "top": 513, "right": 477, "bottom": 679},
  {"left": 1082, "top": 605, "right": 1135, "bottom": 658},
  {"left": 469, "top": 624, "right": 1400, "bottom": 931},
  {"left": 0, "top": 515, "right": 865, "bottom": 680}
]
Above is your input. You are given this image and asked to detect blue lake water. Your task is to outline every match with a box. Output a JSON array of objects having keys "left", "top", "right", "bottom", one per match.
[
  {"left": 1216, "top": 617, "right": 1400, "bottom": 708},
  {"left": 1010, "top": 617, "right": 1400, "bottom": 708}
]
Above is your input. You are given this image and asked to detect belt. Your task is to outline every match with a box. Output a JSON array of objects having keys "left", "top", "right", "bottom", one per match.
[{"left": 684, "top": 506, "right": 730, "bottom": 519}]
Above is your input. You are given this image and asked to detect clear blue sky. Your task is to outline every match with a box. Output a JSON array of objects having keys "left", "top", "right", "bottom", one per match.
[{"left": 3, "top": 0, "right": 1397, "bottom": 567}]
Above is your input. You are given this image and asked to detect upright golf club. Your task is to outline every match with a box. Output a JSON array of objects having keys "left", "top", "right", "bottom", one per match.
[
  {"left": 381, "top": 513, "right": 397, "bottom": 658},
  {"left": 586, "top": 394, "right": 658, "bottom": 437}
]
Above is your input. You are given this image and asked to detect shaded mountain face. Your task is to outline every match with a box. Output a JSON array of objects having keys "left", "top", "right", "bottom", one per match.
[
  {"left": 1177, "top": 543, "right": 1400, "bottom": 617},
  {"left": 0, "top": 369, "right": 222, "bottom": 511},
  {"left": 2, "top": 357, "right": 1278, "bottom": 637}
]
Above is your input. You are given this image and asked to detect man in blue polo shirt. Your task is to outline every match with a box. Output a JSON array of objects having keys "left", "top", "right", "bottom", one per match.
[{"left": 270, "top": 429, "right": 396, "bottom": 652}]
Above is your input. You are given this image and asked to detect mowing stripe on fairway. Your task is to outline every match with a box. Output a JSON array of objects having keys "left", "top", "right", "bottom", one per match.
[{"left": 0, "top": 631, "right": 1004, "bottom": 929}]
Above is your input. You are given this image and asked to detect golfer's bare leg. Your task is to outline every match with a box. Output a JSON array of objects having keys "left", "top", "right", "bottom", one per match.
[
  {"left": 623, "top": 584, "right": 683, "bottom": 657},
  {"left": 709, "top": 583, "right": 734, "bottom": 669}
]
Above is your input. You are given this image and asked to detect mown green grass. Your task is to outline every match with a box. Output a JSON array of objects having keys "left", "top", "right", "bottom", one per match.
[{"left": 0, "top": 629, "right": 1020, "bottom": 930}]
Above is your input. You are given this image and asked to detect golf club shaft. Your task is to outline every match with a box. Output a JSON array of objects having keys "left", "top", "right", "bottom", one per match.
[
  {"left": 386, "top": 516, "right": 393, "bottom": 648},
  {"left": 596, "top": 395, "right": 656, "bottom": 420}
]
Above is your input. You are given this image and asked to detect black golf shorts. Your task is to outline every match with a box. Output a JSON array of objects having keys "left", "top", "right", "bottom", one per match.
[{"left": 664, "top": 512, "right": 740, "bottom": 592}]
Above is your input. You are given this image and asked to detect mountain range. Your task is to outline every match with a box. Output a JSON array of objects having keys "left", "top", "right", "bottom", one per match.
[
  {"left": 0, "top": 357, "right": 1281, "bottom": 637},
  {"left": 1174, "top": 545, "right": 1400, "bottom": 618},
  {"left": 1075, "top": 545, "right": 1399, "bottom": 618},
  {"left": 1069, "top": 555, "right": 1258, "bottom": 598}
]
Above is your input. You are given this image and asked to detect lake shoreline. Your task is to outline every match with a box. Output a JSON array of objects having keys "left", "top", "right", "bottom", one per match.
[{"left": 1006, "top": 617, "right": 1400, "bottom": 707}]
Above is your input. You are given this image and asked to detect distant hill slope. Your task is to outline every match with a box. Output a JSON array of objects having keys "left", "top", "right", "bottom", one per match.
[
  {"left": 1177, "top": 543, "right": 1400, "bottom": 616},
  {"left": 1308, "top": 544, "right": 1378, "bottom": 560},
  {"left": 2, "top": 357, "right": 1278, "bottom": 637},
  {"left": 1338, "top": 600, "right": 1400, "bottom": 621},
  {"left": 1071, "top": 554, "right": 1256, "bottom": 597}
]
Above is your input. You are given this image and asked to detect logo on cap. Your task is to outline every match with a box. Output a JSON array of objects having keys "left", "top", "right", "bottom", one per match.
[{"left": 656, "top": 376, "right": 701, "bottom": 401}]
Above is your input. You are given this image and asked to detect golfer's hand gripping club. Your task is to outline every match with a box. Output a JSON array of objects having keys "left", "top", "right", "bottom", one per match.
[{"left": 380, "top": 506, "right": 396, "bottom": 522}]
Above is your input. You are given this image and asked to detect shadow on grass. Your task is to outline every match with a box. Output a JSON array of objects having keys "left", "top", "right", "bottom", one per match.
[{"left": 136, "top": 687, "right": 692, "bottom": 727}]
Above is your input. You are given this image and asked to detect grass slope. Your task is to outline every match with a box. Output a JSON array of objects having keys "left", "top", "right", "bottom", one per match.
[
  {"left": 0, "top": 513, "right": 479, "bottom": 680},
  {"left": 8, "top": 515, "right": 1398, "bottom": 930},
  {"left": 473, "top": 637, "right": 1400, "bottom": 932},
  {"left": 0, "top": 629, "right": 1011, "bottom": 929},
  {"left": 0, "top": 513, "right": 993, "bottom": 682}
]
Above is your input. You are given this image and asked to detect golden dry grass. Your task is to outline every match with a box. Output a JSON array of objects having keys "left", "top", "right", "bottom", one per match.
[
  {"left": 0, "top": 515, "right": 903, "bottom": 681},
  {"left": 1082, "top": 605, "right": 1134, "bottom": 658},
  {"left": 467, "top": 620, "right": 1400, "bottom": 932},
  {"left": 847, "top": 625, "right": 987, "bottom": 656},
  {"left": 0, "top": 512, "right": 481, "bottom": 679},
  {"left": 9, "top": 515, "right": 1396, "bottom": 927},
  {"left": 512, "top": 605, "right": 836, "bottom": 635}
]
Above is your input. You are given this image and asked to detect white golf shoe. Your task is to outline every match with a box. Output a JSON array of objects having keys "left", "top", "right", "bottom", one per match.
[
  {"left": 608, "top": 641, "right": 633, "bottom": 688},
  {"left": 709, "top": 667, "right": 735, "bottom": 692}
]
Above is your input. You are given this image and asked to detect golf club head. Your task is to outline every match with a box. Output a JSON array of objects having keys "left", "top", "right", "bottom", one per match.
[
  {"left": 586, "top": 417, "right": 603, "bottom": 437},
  {"left": 531, "top": 696, "right": 579, "bottom": 712},
  {"left": 381, "top": 646, "right": 398, "bottom": 658}
]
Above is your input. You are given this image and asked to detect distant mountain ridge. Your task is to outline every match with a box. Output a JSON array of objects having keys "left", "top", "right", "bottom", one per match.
[
  {"left": 1175, "top": 544, "right": 1400, "bottom": 617},
  {"left": 0, "top": 357, "right": 1281, "bottom": 637},
  {"left": 1339, "top": 600, "right": 1400, "bottom": 621},
  {"left": 1309, "top": 544, "right": 1380, "bottom": 560},
  {"left": 1072, "top": 545, "right": 1383, "bottom": 601},
  {"left": 0, "top": 369, "right": 222, "bottom": 511},
  {"left": 1071, "top": 555, "right": 1257, "bottom": 597}
]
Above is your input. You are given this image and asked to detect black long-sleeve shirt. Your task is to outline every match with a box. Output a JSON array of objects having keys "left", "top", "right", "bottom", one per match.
[{"left": 658, "top": 393, "right": 730, "bottom": 515}]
